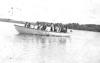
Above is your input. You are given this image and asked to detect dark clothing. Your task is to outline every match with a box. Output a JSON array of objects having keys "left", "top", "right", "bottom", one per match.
[
  {"left": 25, "top": 22, "right": 30, "bottom": 28},
  {"left": 61, "top": 27, "right": 67, "bottom": 33},
  {"left": 41, "top": 25, "right": 46, "bottom": 30}
]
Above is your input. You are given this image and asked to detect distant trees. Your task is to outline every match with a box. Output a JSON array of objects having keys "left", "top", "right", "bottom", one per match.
[{"left": 66, "top": 23, "right": 100, "bottom": 32}]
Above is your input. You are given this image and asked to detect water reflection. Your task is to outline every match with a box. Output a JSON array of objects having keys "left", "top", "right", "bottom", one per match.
[
  {"left": 14, "top": 34, "right": 71, "bottom": 45},
  {"left": 13, "top": 34, "right": 71, "bottom": 63}
]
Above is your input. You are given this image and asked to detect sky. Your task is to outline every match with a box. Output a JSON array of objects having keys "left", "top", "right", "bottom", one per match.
[{"left": 0, "top": 0, "right": 100, "bottom": 24}]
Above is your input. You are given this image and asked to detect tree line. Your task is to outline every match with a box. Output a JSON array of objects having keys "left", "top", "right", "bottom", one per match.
[{"left": 67, "top": 23, "right": 100, "bottom": 32}]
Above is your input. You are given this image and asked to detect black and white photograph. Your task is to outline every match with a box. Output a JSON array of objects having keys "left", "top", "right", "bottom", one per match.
[{"left": 0, "top": 0, "right": 100, "bottom": 63}]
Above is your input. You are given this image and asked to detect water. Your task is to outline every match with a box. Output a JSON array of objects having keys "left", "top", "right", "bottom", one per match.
[{"left": 0, "top": 22, "right": 100, "bottom": 63}]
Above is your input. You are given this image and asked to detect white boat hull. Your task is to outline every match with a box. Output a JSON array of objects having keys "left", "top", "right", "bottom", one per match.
[{"left": 14, "top": 25, "right": 71, "bottom": 37}]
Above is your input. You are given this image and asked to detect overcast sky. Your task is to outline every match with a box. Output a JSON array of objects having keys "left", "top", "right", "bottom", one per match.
[{"left": 0, "top": 0, "right": 100, "bottom": 24}]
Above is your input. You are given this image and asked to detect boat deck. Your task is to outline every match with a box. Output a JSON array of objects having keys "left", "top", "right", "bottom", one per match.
[{"left": 15, "top": 25, "right": 71, "bottom": 37}]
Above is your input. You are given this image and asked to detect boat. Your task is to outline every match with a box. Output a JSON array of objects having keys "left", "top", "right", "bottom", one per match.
[
  {"left": 0, "top": 18, "right": 71, "bottom": 37},
  {"left": 14, "top": 25, "right": 71, "bottom": 37}
]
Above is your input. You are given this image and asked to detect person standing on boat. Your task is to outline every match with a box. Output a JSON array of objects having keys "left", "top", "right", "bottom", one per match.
[
  {"left": 53, "top": 24, "right": 61, "bottom": 32},
  {"left": 55, "top": 26, "right": 61, "bottom": 32},
  {"left": 37, "top": 24, "right": 43, "bottom": 30},
  {"left": 60, "top": 25, "right": 67, "bottom": 33},
  {"left": 34, "top": 24, "right": 38, "bottom": 29},
  {"left": 25, "top": 22, "right": 30, "bottom": 28},
  {"left": 46, "top": 26, "right": 51, "bottom": 32},
  {"left": 51, "top": 24, "right": 54, "bottom": 32},
  {"left": 25, "top": 22, "right": 28, "bottom": 27},
  {"left": 41, "top": 25, "right": 46, "bottom": 30}
]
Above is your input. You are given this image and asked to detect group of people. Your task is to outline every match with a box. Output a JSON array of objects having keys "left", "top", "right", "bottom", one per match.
[{"left": 24, "top": 22, "right": 67, "bottom": 33}]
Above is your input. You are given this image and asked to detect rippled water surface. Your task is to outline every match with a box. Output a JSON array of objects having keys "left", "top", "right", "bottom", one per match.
[{"left": 0, "top": 22, "right": 100, "bottom": 63}]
